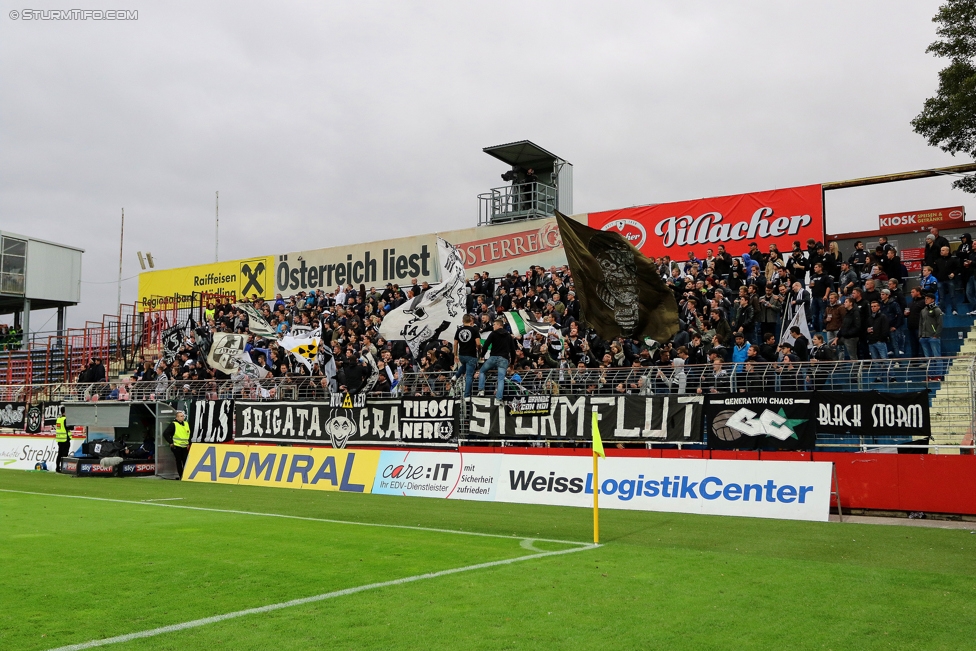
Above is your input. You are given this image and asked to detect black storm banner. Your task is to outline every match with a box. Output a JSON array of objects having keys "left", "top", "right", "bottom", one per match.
[
  {"left": 234, "top": 398, "right": 458, "bottom": 449},
  {"left": 705, "top": 394, "right": 817, "bottom": 451},
  {"left": 467, "top": 395, "right": 703, "bottom": 442},
  {"left": 816, "top": 391, "right": 930, "bottom": 438},
  {"left": 190, "top": 399, "right": 234, "bottom": 443}
]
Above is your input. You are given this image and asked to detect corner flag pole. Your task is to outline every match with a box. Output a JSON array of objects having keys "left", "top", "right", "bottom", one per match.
[{"left": 591, "top": 407, "right": 605, "bottom": 545}]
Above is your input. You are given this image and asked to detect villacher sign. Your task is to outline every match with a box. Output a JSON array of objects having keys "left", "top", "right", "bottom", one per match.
[{"left": 587, "top": 184, "right": 824, "bottom": 260}]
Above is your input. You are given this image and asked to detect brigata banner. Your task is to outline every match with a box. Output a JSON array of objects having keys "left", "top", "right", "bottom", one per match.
[
  {"left": 184, "top": 443, "right": 380, "bottom": 493},
  {"left": 704, "top": 394, "right": 816, "bottom": 451},
  {"left": 371, "top": 451, "right": 501, "bottom": 501},
  {"left": 467, "top": 395, "right": 703, "bottom": 442},
  {"left": 234, "top": 398, "right": 458, "bottom": 448},
  {"left": 815, "top": 391, "right": 930, "bottom": 438},
  {"left": 496, "top": 455, "right": 832, "bottom": 522},
  {"left": 587, "top": 184, "right": 824, "bottom": 260}
]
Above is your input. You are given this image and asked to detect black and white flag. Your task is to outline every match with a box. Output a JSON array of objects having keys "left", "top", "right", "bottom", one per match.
[
  {"left": 190, "top": 399, "right": 234, "bottom": 443},
  {"left": 234, "top": 302, "right": 277, "bottom": 338},
  {"left": 379, "top": 238, "right": 467, "bottom": 357},
  {"left": 161, "top": 324, "right": 184, "bottom": 362}
]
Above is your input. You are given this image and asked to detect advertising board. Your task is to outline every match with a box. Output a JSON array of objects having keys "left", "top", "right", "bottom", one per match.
[
  {"left": 495, "top": 455, "right": 832, "bottom": 522},
  {"left": 371, "top": 450, "right": 500, "bottom": 500},
  {"left": 0, "top": 436, "right": 82, "bottom": 471},
  {"left": 878, "top": 206, "right": 966, "bottom": 233},
  {"left": 136, "top": 255, "right": 275, "bottom": 311},
  {"left": 587, "top": 184, "right": 824, "bottom": 260},
  {"left": 183, "top": 443, "right": 380, "bottom": 492}
]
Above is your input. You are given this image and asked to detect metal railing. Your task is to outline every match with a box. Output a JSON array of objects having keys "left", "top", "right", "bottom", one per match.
[{"left": 478, "top": 182, "right": 556, "bottom": 224}]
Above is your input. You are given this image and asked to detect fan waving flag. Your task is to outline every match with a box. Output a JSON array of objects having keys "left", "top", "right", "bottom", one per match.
[
  {"left": 503, "top": 310, "right": 549, "bottom": 338},
  {"left": 279, "top": 334, "right": 322, "bottom": 372},
  {"left": 379, "top": 238, "right": 467, "bottom": 357},
  {"left": 234, "top": 303, "right": 277, "bottom": 338},
  {"left": 555, "top": 211, "right": 679, "bottom": 343}
]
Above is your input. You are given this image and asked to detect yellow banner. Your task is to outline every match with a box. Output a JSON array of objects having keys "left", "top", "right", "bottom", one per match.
[
  {"left": 183, "top": 443, "right": 380, "bottom": 493},
  {"left": 136, "top": 256, "right": 274, "bottom": 312}
]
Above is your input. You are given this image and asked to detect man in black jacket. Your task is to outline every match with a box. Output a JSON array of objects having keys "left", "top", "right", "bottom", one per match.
[
  {"left": 933, "top": 245, "right": 961, "bottom": 314},
  {"left": 865, "top": 300, "right": 891, "bottom": 381},
  {"left": 478, "top": 318, "right": 515, "bottom": 400}
]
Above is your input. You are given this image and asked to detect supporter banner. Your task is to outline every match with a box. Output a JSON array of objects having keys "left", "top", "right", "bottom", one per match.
[
  {"left": 587, "top": 184, "right": 824, "bottom": 261},
  {"left": 137, "top": 255, "right": 275, "bottom": 311},
  {"left": 371, "top": 451, "right": 501, "bottom": 500},
  {"left": 0, "top": 403, "right": 27, "bottom": 429},
  {"left": 704, "top": 394, "right": 816, "bottom": 451},
  {"left": 508, "top": 395, "right": 551, "bottom": 416},
  {"left": 879, "top": 206, "right": 966, "bottom": 233},
  {"left": 816, "top": 391, "right": 930, "bottom": 438},
  {"left": 25, "top": 405, "right": 43, "bottom": 433},
  {"left": 467, "top": 395, "right": 703, "bottom": 442},
  {"left": 43, "top": 402, "right": 64, "bottom": 426},
  {"left": 0, "top": 436, "right": 83, "bottom": 472},
  {"left": 190, "top": 399, "right": 234, "bottom": 443},
  {"left": 234, "top": 398, "right": 459, "bottom": 448},
  {"left": 184, "top": 443, "right": 380, "bottom": 493},
  {"left": 495, "top": 455, "right": 832, "bottom": 521},
  {"left": 161, "top": 324, "right": 184, "bottom": 362}
]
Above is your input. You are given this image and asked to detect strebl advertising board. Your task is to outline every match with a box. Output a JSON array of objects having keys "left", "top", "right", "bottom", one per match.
[
  {"left": 0, "top": 436, "right": 82, "bottom": 471},
  {"left": 588, "top": 184, "right": 824, "bottom": 260}
]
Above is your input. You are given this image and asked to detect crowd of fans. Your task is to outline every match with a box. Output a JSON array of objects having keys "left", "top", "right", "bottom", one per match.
[{"left": 84, "top": 226, "right": 974, "bottom": 400}]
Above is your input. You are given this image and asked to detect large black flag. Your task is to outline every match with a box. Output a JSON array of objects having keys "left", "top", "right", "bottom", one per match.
[{"left": 555, "top": 211, "right": 679, "bottom": 342}]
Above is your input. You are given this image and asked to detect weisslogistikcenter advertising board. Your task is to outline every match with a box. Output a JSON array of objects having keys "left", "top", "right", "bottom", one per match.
[
  {"left": 494, "top": 455, "right": 832, "bottom": 522},
  {"left": 587, "top": 184, "right": 824, "bottom": 260}
]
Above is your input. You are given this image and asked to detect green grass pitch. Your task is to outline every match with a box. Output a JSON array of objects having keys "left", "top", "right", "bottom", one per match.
[{"left": 1, "top": 470, "right": 974, "bottom": 650}]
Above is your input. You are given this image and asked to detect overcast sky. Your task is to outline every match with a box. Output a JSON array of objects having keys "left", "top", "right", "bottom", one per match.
[{"left": 1, "top": 1, "right": 972, "bottom": 329}]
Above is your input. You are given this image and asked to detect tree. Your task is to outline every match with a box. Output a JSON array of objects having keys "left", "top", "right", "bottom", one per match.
[{"left": 912, "top": 0, "right": 976, "bottom": 192}]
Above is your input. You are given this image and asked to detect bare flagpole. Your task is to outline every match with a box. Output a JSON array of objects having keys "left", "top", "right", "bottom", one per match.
[
  {"left": 117, "top": 207, "right": 125, "bottom": 308},
  {"left": 215, "top": 191, "right": 219, "bottom": 262}
]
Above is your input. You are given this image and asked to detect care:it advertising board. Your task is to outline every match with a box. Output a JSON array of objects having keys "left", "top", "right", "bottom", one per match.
[{"left": 371, "top": 450, "right": 500, "bottom": 501}]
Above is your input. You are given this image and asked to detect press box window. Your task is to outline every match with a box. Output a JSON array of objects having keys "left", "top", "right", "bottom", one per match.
[{"left": 0, "top": 236, "right": 27, "bottom": 295}]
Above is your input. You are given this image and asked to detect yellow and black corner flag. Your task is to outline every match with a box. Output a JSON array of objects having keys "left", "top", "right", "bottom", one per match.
[{"left": 555, "top": 211, "right": 679, "bottom": 343}]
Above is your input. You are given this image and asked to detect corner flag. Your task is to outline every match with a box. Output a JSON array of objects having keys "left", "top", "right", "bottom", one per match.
[
  {"left": 592, "top": 410, "right": 606, "bottom": 458},
  {"left": 591, "top": 409, "right": 604, "bottom": 544}
]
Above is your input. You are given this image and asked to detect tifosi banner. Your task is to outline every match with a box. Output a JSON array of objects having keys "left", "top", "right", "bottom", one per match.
[
  {"left": 588, "top": 184, "right": 824, "bottom": 260},
  {"left": 184, "top": 443, "right": 380, "bottom": 493},
  {"left": 816, "top": 391, "right": 930, "bottom": 438},
  {"left": 704, "top": 394, "right": 816, "bottom": 451},
  {"left": 496, "top": 455, "right": 832, "bottom": 522},
  {"left": 234, "top": 397, "right": 459, "bottom": 448},
  {"left": 190, "top": 399, "right": 233, "bottom": 443},
  {"left": 467, "top": 395, "right": 703, "bottom": 442}
]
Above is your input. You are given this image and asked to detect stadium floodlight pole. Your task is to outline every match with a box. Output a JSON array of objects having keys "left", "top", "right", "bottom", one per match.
[
  {"left": 117, "top": 208, "right": 125, "bottom": 309},
  {"left": 215, "top": 191, "right": 219, "bottom": 263}
]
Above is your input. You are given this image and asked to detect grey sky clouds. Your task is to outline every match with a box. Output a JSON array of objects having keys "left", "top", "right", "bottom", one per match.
[{"left": 1, "top": 1, "right": 971, "bottom": 328}]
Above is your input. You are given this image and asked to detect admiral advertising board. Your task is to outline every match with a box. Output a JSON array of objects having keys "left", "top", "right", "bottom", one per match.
[
  {"left": 183, "top": 443, "right": 380, "bottom": 492},
  {"left": 588, "top": 184, "right": 824, "bottom": 260}
]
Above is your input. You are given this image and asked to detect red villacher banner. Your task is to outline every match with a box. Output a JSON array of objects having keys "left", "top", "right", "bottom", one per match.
[{"left": 587, "top": 184, "right": 825, "bottom": 260}]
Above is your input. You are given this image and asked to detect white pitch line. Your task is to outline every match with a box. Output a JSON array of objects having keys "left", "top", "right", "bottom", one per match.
[
  {"left": 141, "top": 497, "right": 184, "bottom": 502},
  {"left": 48, "top": 543, "right": 598, "bottom": 651},
  {"left": 0, "top": 488, "right": 591, "bottom": 546}
]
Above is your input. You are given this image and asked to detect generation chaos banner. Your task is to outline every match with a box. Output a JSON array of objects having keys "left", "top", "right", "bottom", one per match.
[{"left": 588, "top": 184, "right": 824, "bottom": 260}]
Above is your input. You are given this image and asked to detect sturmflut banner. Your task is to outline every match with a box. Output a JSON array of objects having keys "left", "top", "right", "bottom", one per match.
[
  {"left": 234, "top": 397, "right": 459, "bottom": 448},
  {"left": 467, "top": 395, "right": 703, "bottom": 442}
]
